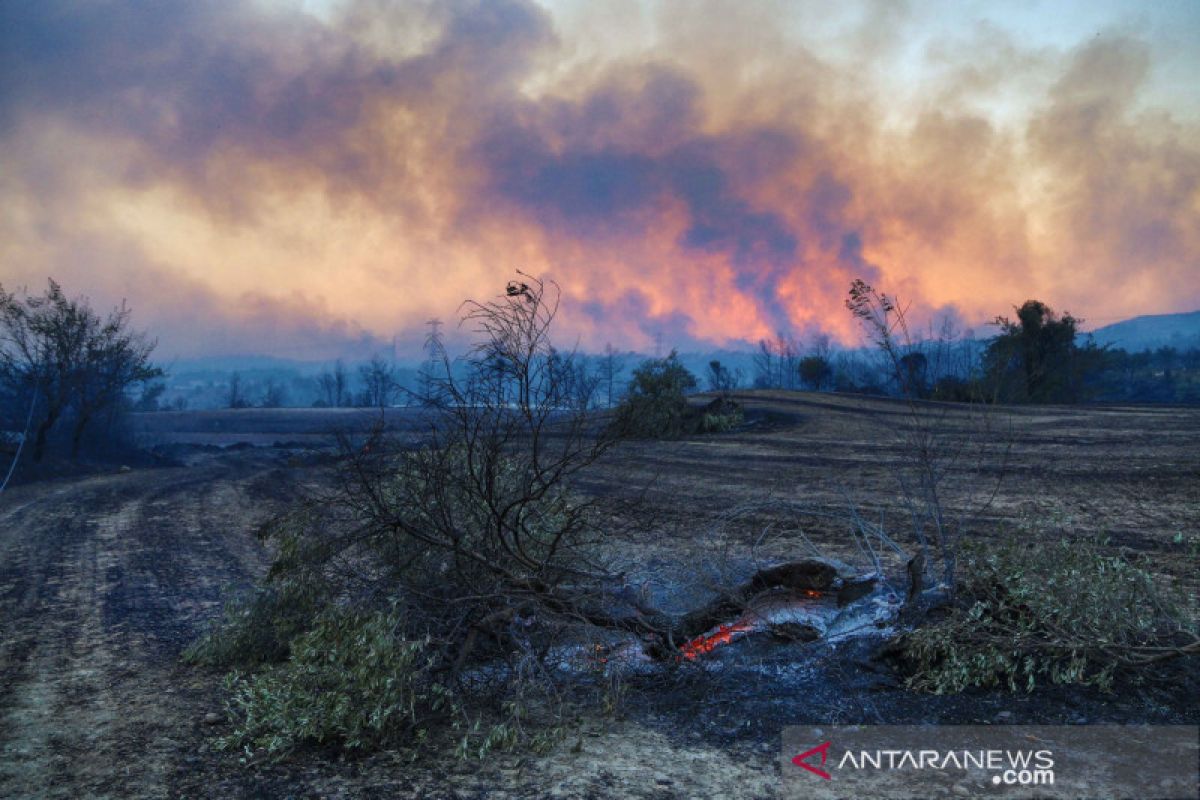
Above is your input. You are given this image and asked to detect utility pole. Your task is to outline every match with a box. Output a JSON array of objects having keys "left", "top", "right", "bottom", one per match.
[
  {"left": 424, "top": 318, "right": 444, "bottom": 357},
  {"left": 419, "top": 318, "right": 444, "bottom": 405}
]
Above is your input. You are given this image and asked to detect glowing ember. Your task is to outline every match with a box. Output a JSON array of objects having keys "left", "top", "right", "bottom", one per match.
[
  {"left": 678, "top": 589, "right": 830, "bottom": 659},
  {"left": 679, "top": 620, "right": 758, "bottom": 659}
]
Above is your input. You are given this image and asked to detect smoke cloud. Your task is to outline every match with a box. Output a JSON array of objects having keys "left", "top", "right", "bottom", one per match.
[{"left": 1, "top": 0, "right": 1196, "bottom": 357}]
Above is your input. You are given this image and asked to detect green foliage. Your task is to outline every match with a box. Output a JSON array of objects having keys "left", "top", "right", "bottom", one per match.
[
  {"left": 213, "top": 605, "right": 570, "bottom": 762},
  {"left": 699, "top": 410, "right": 742, "bottom": 433},
  {"left": 191, "top": 275, "right": 625, "bottom": 763},
  {"left": 190, "top": 426, "right": 600, "bottom": 761},
  {"left": 903, "top": 538, "right": 1193, "bottom": 693},
  {"left": 216, "top": 607, "right": 456, "bottom": 758},
  {"left": 797, "top": 355, "right": 832, "bottom": 391},
  {"left": 183, "top": 578, "right": 328, "bottom": 668},
  {"left": 1085, "top": 345, "right": 1200, "bottom": 404},
  {"left": 984, "top": 300, "right": 1108, "bottom": 403},
  {"left": 611, "top": 351, "right": 700, "bottom": 439}
]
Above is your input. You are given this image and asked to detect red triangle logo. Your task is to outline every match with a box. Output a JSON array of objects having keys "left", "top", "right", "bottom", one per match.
[{"left": 792, "top": 741, "right": 832, "bottom": 780}]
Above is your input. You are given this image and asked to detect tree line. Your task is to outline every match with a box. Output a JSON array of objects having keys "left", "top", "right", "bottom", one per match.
[
  {"left": 3, "top": 277, "right": 1193, "bottom": 468},
  {"left": 153, "top": 299, "right": 1200, "bottom": 412},
  {"left": 733, "top": 295, "right": 1199, "bottom": 405}
]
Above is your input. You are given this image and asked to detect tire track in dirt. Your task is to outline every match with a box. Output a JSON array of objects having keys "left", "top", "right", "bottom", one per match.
[{"left": 0, "top": 457, "right": 281, "bottom": 799}]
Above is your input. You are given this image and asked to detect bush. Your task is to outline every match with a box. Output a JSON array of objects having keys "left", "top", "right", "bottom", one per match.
[
  {"left": 697, "top": 397, "right": 744, "bottom": 433},
  {"left": 700, "top": 411, "right": 740, "bottom": 433},
  {"left": 611, "top": 351, "right": 698, "bottom": 439},
  {"left": 216, "top": 607, "right": 459, "bottom": 758},
  {"left": 183, "top": 577, "right": 328, "bottom": 668},
  {"left": 191, "top": 275, "right": 629, "bottom": 761},
  {"left": 611, "top": 352, "right": 744, "bottom": 438},
  {"left": 930, "top": 376, "right": 983, "bottom": 403},
  {"left": 902, "top": 538, "right": 1195, "bottom": 693}
]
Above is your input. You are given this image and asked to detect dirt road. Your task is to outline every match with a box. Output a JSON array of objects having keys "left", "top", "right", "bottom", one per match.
[
  {"left": 0, "top": 453, "right": 286, "bottom": 798},
  {"left": 0, "top": 451, "right": 784, "bottom": 800}
]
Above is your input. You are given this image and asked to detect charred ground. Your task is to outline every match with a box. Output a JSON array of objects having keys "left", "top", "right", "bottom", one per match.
[{"left": 1, "top": 392, "right": 1197, "bottom": 798}]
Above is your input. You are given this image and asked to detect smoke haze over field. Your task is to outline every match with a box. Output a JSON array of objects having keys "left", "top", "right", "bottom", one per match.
[{"left": 1, "top": 0, "right": 1197, "bottom": 358}]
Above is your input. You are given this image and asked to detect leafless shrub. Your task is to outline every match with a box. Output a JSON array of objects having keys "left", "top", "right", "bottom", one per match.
[{"left": 846, "top": 279, "right": 1009, "bottom": 597}]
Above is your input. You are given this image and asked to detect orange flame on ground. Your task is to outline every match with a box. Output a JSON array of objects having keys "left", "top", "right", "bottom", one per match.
[
  {"left": 679, "top": 620, "right": 757, "bottom": 660},
  {"left": 678, "top": 590, "right": 825, "bottom": 659}
]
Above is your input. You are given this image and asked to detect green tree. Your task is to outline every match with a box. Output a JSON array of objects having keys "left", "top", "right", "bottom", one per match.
[
  {"left": 612, "top": 351, "right": 698, "bottom": 438},
  {"left": 797, "top": 355, "right": 832, "bottom": 391},
  {"left": 984, "top": 300, "right": 1104, "bottom": 403}
]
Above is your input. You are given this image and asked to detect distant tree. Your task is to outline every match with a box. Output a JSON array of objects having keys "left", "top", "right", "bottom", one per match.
[
  {"left": 547, "top": 347, "right": 599, "bottom": 409},
  {"left": 317, "top": 359, "right": 351, "bottom": 407},
  {"left": 752, "top": 339, "right": 775, "bottom": 388},
  {"left": 316, "top": 372, "right": 336, "bottom": 407},
  {"left": 134, "top": 382, "right": 167, "bottom": 412},
  {"left": 832, "top": 350, "right": 884, "bottom": 394},
  {"left": 226, "top": 372, "right": 249, "bottom": 409},
  {"left": 706, "top": 360, "right": 741, "bottom": 394},
  {"left": 753, "top": 334, "right": 803, "bottom": 389},
  {"left": 611, "top": 350, "right": 698, "bottom": 438},
  {"left": 984, "top": 300, "right": 1105, "bottom": 403},
  {"left": 899, "top": 352, "right": 929, "bottom": 398},
  {"left": 0, "top": 279, "right": 160, "bottom": 461},
  {"left": 1157, "top": 346, "right": 1178, "bottom": 385},
  {"left": 259, "top": 378, "right": 287, "bottom": 408},
  {"left": 417, "top": 318, "right": 445, "bottom": 405},
  {"left": 358, "top": 355, "right": 397, "bottom": 410},
  {"left": 334, "top": 360, "right": 349, "bottom": 407},
  {"left": 797, "top": 355, "right": 832, "bottom": 391},
  {"left": 798, "top": 334, "right": 834, "bottom": 391},
  {"left": 777, "top": 333, "right": 801, "bottom": 389}
]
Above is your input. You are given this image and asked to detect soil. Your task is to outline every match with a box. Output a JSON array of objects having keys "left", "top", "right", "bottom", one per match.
[{"left": 1, "top": 392, "right": 1196, "bottom": 798}]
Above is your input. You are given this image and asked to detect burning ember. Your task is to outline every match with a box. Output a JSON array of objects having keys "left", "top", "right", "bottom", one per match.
[
  {"left": 680, "top": 620, "right": 757, "bottom": 659},
  {"left": 678, "top": 588, "right": 833, "bottom": 659},
  {"left": 559, "top": 561, "right": 898, "bottom": 673}
]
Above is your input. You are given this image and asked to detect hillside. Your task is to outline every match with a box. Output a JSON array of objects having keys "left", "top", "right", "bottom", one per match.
[{"left": 1089, "top": 309, "right": 1200, "bottom": 351}]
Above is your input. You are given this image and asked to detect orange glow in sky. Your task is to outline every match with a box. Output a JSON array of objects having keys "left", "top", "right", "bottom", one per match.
[{"left": 1, "top": 1, "right": 1197, "bottom": 358}]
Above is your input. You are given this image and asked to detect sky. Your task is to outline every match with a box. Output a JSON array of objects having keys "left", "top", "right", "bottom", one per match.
[{"left": 1, "top": 0, "right": 1197, "bottom": 360}]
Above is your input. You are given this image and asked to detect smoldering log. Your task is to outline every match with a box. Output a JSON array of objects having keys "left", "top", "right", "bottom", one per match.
[{"left": 644, "top": 558, "right": 877, "bottom": 659}]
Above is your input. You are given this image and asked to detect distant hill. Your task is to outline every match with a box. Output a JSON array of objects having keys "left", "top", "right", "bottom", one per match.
[{"left": 1088, "top": 310, "right": 1200, "bottom": 352}]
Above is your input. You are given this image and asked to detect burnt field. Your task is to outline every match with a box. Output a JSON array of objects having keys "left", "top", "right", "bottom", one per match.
[{"left": 1, "top": 392, "right": 1197, "bottom": 799}]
